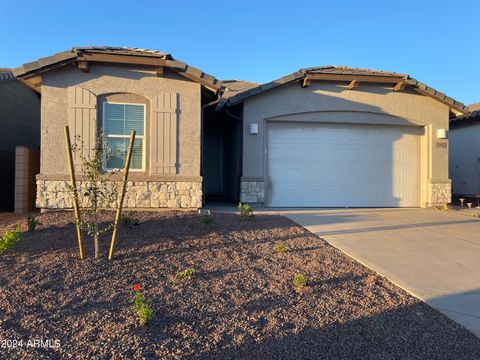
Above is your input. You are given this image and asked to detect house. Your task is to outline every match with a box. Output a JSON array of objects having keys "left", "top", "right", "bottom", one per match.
[
  {"left": 12, "top": 47, "right": 222, "bottom": 210},
  {"left": 449, "top": 103, "right": 480, "bottom": 196},
  {"left": 10, "top": 47, "right": 466, "bottom": 210},
  {"left": 0, "top": 69, "right": 40, "bottom": 211},
  {"left": 220, "top": 66, "right": 467, "bottom": 208}
]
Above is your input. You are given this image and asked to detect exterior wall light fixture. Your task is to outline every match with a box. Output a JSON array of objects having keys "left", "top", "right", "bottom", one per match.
[{"left": 437, "top": 129, "right": 448, "bottom": 139}]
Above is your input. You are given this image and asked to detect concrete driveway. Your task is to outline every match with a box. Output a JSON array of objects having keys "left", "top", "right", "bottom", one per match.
[{"left": 282, "top": 208, "right": 480, "bottom": 337}]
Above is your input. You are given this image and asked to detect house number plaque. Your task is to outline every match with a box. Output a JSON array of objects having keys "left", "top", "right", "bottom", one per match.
[{"left": 436, "top": 141, "right": 448, "bottom": 148}]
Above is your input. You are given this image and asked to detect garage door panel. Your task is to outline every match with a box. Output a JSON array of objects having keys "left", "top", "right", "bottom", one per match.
[{"left": 267, "top": 123, "right": 420, "bottom": 207}]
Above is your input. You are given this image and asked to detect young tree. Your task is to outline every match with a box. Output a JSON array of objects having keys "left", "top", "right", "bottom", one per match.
[{"left": 73, "top": 133, "right": 119, "bottom": 259}]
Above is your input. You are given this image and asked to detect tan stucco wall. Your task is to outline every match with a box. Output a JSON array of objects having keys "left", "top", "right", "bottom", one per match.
[
  {"left": 242, "top": 81, "right": 451, "bottom": 207},
  {"left": 40, "top": 63, "right": 201, "bottom": 179}
]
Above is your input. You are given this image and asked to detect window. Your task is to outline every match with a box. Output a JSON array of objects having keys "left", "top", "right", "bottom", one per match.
[{"left": 103, "top": 102, "right": 145, "bottom": 171}]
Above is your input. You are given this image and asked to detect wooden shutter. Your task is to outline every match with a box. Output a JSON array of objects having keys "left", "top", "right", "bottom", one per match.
[
  {"left": 151, "top": 92, "right": 178, "bottom": 174},
  {"left": 67, "top": 87, "right": 97, "bottom": 170}
]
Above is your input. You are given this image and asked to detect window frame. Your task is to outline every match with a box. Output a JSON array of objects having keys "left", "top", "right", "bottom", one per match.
[{"left": 102, "top": 101, "right": 146, "bottom": 172}]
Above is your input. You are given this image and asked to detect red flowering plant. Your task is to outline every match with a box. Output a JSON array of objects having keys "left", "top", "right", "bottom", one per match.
[{"left": 131, "top": 283, "right": 153, "bottom": 326}]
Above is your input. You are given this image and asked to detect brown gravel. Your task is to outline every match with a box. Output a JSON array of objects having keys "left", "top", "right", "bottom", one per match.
[
  {"left": 0, "top": 212, "right": 34, "bottom": 228},
  {"left": 1, "top": 211, "right": 480, "bottom": 359}
]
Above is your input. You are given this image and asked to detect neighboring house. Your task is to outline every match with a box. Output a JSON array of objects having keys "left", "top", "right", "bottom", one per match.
[
  {"left": 0, "top": 69, "right": 40, "bottom": 211},
  {"left": 449, "top": 103, "right": 480, "bottom": 196},
  {"left": 222, "top": 66, "right": 467, "bottom": 208},
  {"left": 12, "top": 47, "right": 222, "bottom": 210}
]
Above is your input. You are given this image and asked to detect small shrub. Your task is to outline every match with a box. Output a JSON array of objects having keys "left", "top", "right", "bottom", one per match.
[
  {"left": 131, "top": 284, "right": 153, "bottom": 326},
  {"left": 27, "top": 215, "right": 39, "bottom": 232},
  {"left": 175, "top": 268, "right": 196, "bottom": 280},
  {"left": 121, "top": 214, "right": 133, "bottom": 227},
  {"left": 434, "top": 204, "right": 451, "bottom": 211},
  {"left": 292, "top": 273, "right": 308, "bottom": 289},
  {"left": 200, "top": 215, "right": 215, "bottom": 226},
  {"left": 121, "top": 213, "right": 140, "bottom": 228},
  {"left": 0, "top": 226, "right": 22, "bottom": 255},
  {"left": 273, "top": 244, "right": 289, "bottom": 253},
  {"left": 238, "top": 202, "right": 255, "bottom": 219}
]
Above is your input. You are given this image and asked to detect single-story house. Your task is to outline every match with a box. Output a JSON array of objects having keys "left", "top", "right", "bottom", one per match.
[
  {"left": 0, "top": 69, "right": 40, "bottom": 211},
  {"left": 221, "top": 66, "right": 467, "bottom": 208},
  {"left": 449, "top": 103, "right": 480, "bottom": 196},
  {"left": 12, "top": 46, "right": 222, "bottom": 210},
  {"left": 10, "top": 47, "right": 467, "bottom": 210}
]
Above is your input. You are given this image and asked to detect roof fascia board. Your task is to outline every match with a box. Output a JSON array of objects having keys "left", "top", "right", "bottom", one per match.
[
  {"left": 13, "top": 50, "right": 222, "bottom": 94},
  {"left": 80, "top": 53, "right": 168, "bottom": 67},
  {"left": 226, "top": 72, "right": 304, "bottom": 105},
  {"left": 305, "top": 73, "right": 405, "bottom": 84},
  {"left": 228, "top": 72, "right": 467, "bottom": 114}
]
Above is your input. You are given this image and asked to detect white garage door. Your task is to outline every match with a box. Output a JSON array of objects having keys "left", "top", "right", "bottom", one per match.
[{"left": 267, "top": 122, "right": 421, "bottom": 207}]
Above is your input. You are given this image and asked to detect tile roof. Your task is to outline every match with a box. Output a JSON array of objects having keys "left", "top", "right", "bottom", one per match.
[
  {"left": 224, "top": 66, "right": 467, "bottom": 113},
  {"left": 0, "top": 68, "right": 14, "bottom": 82},
  {"left": 12, "top": 46, "right": 221, "bottom": 91},
  {"left": 221, "top": 79, "right": 259, "bottom": 98},
  {"left": 450, "top": 110, "right": 480, "bottom": 127},
  {"left": 14, "top": 50, "right": 77, "bottom": 75},
  {"left": 74, "top": 46, "right": 172, "bottom": 59},
  {"left": 216, "top": 79, "right": 259, "bottom": 109},
  {"left": 303, "top": 65, "right": 407, "bottom": 77},
  {"left": 469, "top": 102, "right": 480, "bottom": 111},
  {"left": 450, "top": 102, "right": 480, "bottom": 126}
]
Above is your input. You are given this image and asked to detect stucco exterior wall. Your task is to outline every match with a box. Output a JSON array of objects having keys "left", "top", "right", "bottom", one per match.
[
  {"left": 40, "top": 64, "right": 201, "bottom": 177},
  {"left": 38, "top": 63, "right": 202, "bottom": 209},
  {"left": 241, "top": 82, "right": 451, "bottom": 207}
]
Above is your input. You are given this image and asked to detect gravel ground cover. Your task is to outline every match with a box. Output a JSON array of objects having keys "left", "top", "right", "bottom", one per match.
[
  {"left": 0, "top": 212, "right": 33, "bottom": 228},
  {"left": 1, "top": 211, "right": 480, "bottom": 359}
]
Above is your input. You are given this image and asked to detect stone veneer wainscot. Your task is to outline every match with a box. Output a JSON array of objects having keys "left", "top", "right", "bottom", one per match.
[{"left": 36, "top": 179, "right": 202, "bottom": 209}]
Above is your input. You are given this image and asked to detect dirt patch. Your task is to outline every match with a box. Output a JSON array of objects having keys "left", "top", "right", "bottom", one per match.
[{"left": 0, "top": 211, "right": 479, "bottom": 359}]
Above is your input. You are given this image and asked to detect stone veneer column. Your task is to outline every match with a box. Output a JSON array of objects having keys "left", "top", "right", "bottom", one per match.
[
  {"left": 240, "top": 181, "right": 265, "bottom": 204},
  {"left": 427, "top": 181, "right": 452, "bottom": 207}
]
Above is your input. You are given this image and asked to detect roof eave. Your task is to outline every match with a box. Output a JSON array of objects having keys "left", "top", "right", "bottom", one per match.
[
  {"left": 226, "top": 70, "right": 467, "bottom": 114},
  {"left": 12, "top": 51, "right": 77, "bottom": 79},
  {"left": 450, "top": 110, "right": 480, "bottom": 127},
  {"left": 225, "top": 71, "right": 304, "bottom": 107},
  {"left": 12, "top": 48, "right": 222, "bottom": 94},
  {"left": 404, "top": 79, "right": 468, "bottom": 114}
]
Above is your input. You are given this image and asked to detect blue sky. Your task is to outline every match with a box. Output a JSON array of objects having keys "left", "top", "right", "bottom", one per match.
[{"left": 1, "top": 0, "right": 478, "bottom": 105}]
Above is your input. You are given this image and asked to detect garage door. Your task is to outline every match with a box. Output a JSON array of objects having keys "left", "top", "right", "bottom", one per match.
[{"left": 267, "top": 122, "right": 421, "bottom": 207}]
